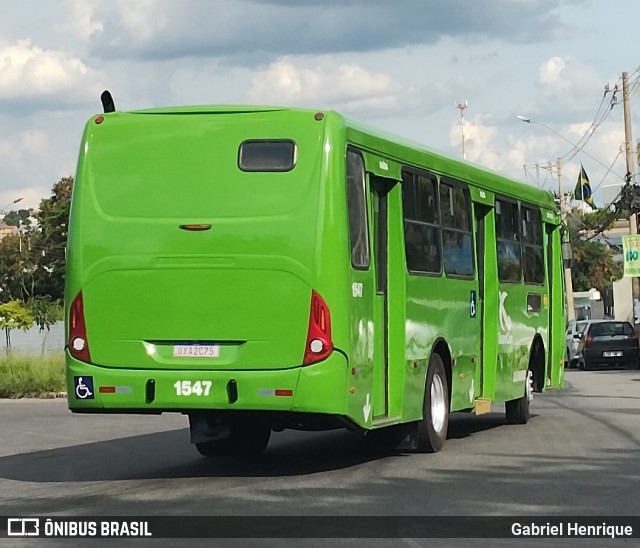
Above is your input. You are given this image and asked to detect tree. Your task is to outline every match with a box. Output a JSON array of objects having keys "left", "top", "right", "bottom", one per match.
[
  {"left": 0, "top": 233, "right": 36, "bottom": 304},
  {"left": 31, "top": 177, "right": 73, "bottom": 301},
  {"left": 0, "top": 300, "right": 34, "bottom": 353},
  {"left": 27, "top": 296, "right": 64, "bottom": 355},
  {"left": 0, "top": 177, "right": 73, "bottom": 306},
  {"left": 567, "top": 209, "right": 623, "bottom": 292},
  {"left": 2, "top": 209, "right": 32, "bottom": 228}
]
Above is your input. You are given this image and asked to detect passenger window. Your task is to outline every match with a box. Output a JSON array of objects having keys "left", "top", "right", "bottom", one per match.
[
  {"left": 402, "top": 170, "right": 441, "bottom": 274},
  {"left": 440, "top": 181, "right": 474, "bottom": 278},
  {"left": 346, "top": 149, "right": 370, "bottom": 269},
  {"left": 496, "top": 198, "right": 522, "bottom": 282},
  {"left": 522, "top": 206, "right": 544, "bottom": 284}
]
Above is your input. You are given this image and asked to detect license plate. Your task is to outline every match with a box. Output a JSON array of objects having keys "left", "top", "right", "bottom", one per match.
[
  {"left": 602, "top": 351, "right": 623, "bottom": 358},
  {"left": 173, "top": 345, "right": 220, "bottom": 358}
]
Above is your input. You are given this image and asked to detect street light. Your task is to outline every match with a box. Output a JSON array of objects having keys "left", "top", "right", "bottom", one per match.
[
  {"left": 0, "top": 197, "right": 24, "bottom": 217},
  {"left": 517, "top": 116, "right": 623, "bottom": 178}
]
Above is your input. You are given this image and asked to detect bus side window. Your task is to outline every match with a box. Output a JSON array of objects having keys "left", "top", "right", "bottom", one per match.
[
  {"left": 496, "top": 198, "right": 522, "bottom": 282},
  {"left": 521, "top": 205, "right": 545, "bottom": 285},
  {"left": 440, "top": 181, "right": 474, "bottom": 278},
  {"left": 402, "top": 170, "right": 441, "bottom": 274},
  {"left": 346, "top": 150, "right": 370, "bottom": 269}
]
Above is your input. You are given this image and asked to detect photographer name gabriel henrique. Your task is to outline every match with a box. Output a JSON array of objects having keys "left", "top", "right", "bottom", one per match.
[{"left": 511, "top": 521, "right": 633, "bottom": 539}]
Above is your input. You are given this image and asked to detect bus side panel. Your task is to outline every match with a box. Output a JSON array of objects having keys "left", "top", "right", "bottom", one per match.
[
  {"left": 447, "top": 278, "right": 482, "bottom": 412},
  {"left": 402, "top": 275, "right": 440, "bottom": 423},
  {"left": 401, "top": 275, "right": 481, "bottom": 421},
  {"left": 495, "top": 278, "right": 535, "bottom": 403}
]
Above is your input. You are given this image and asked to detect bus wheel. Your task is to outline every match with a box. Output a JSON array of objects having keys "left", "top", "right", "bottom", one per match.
[
  {"left": 196, "top": 421, "right": 271, "bottom": 457},
  {"left": 415, "top": 353, "right": 449, "bottom": 453},
  {"left": 505, "top": 370, "right": 533, "bottom": 424}
]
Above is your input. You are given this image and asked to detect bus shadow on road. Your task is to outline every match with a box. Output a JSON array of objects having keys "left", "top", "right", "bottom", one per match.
[
  {"left": 0, "top": 413, "right": 512, "bottom": 483},
  {"left": 446, "top": 411, "right": 512, "bottom": 440},
  {"left": 0, "top": 428, "right": 397, "bottom": 482}
]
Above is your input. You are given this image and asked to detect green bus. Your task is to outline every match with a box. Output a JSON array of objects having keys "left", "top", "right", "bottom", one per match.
[{"left": 65, "top": 97, "right": 566, "bottom": 456}]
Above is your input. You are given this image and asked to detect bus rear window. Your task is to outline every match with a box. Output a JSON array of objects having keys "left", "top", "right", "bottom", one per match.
[{"left": 238, "top": 140, "right": 297, "bottom": 172}]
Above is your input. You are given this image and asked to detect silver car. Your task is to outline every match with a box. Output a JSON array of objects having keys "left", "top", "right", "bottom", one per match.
[{"left": 566, "top": 320, "right": 589, "bottom": 367}]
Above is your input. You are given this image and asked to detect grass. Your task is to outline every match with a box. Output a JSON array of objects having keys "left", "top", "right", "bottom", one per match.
[{"left": 0, "top": 353, "right": 66, "bottom": 398}]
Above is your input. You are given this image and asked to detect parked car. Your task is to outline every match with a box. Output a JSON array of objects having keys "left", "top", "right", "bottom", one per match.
[
  {"left": 565, "top": 320, "right": 589, "bottom": 368},
  {"left": 575, "top": 320, "right": 640, "bottom": 371}
]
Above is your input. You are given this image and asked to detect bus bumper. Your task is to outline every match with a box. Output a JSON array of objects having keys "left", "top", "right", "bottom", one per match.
[{"left": 65, "top": 351, "right": 349, "bottom": 416}]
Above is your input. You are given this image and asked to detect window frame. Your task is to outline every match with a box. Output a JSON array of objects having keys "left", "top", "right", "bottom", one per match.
[
  {"left": 345, "top": 147, "right": 371, "bottom": 271},
  {"left": 521, "top": 204, "right": 545, "bottom": 286},
  {"left": 495, "top": 196, "right": 523, "bottom": 284},
  {"left": 439, "top": 177, "right": 475, "bottom": 279},
  {"left": 401, "top": 167, "right": 442, "bottom": 276},
  {"left": 238, "top": 139, "right": 297, "bottom": 172}
]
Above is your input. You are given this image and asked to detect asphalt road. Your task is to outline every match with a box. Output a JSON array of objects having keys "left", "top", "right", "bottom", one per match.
[{"left": 1, "top": 368, "right": 639, "bottom": 547}]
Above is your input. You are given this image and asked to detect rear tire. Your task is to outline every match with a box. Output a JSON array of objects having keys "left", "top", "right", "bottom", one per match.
[
  {"left": 415, "top": 353, "right": 449, "bottom": 453},
  {"left": 506, "top": 370, "right": 532, "bottom": 424},
  {"left": 195, "top": 421, "right": 271, "bottom": 457}
]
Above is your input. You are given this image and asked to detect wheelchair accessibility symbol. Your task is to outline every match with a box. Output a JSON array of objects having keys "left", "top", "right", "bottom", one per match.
[{"left": 74, "top": 376, "right": 94, "bottom": 399}]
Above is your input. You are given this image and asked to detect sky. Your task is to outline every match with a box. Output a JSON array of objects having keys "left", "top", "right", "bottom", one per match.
[{"left": 1, "top": 0, "right": 639, "bottom": 212}]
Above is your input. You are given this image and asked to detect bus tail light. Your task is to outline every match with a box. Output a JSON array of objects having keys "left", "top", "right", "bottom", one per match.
[
  {"left": 303, "top": 290, "right": 333, "bottom": 365},
  {"left": 68, "top": 291, "right": 92, "bottom": 363}
]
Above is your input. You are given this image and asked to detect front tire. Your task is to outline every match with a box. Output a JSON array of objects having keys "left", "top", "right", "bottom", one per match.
[{"left": 415, "top": 353, "right": 449, "bottom": 453}]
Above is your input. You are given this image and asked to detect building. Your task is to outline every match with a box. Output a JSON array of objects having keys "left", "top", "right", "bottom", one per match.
[{"left": 0, "top": 224, "right": 18, "bottom": 240}]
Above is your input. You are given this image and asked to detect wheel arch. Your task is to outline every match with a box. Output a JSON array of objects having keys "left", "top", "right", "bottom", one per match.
[
  {"left": 430, "top": 337, "right": 452, "bottom": 402},
  {"left": 530, "top": 334, "right": 546, "bottom": 393}
]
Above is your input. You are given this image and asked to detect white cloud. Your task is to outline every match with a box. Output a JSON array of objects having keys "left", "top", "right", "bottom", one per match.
[
  {"left": 60, "top": 0, "right": 103, "bottom": 41},
  {"left": 0, "top": 40, "right": 103, "bottom": 104},
  {"left": 248, "top": 57, "right": 417, "bottom": 115},
  {"left": 0, "top": 129, "right": 50, "bottom": 163},
  {"left": 448, "top": 114, "right": 528, "bottom": 176},
  {"left": 0, "top": 130, "right": 57, "bottom": 209},
  {"left": 534, "top": 56, "right": 603, "bottom": 117}
]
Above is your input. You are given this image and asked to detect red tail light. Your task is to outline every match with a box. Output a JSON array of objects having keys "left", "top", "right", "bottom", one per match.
[
  {"left": 303, "top": 290, "right": 333, "bottom": 365},
  {"left": 68, "top": 291, "right": 91, "bottom": 363},
  {"left": 585, "top": 333, "right": 593, "bottom": 347}
]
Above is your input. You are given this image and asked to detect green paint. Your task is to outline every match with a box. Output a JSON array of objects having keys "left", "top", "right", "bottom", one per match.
[{"left": 66, "top": 106, "right": 565, "bottom": 438}]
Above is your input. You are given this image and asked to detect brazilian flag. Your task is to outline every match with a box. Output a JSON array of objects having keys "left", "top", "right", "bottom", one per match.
[{"left": 574, "top": 164, "right": 596, "bottom": 209}]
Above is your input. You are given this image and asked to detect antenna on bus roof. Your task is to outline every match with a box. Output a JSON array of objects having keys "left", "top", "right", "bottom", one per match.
[{"left": 101, "top": 90, "right": 116, "bottom": 113}]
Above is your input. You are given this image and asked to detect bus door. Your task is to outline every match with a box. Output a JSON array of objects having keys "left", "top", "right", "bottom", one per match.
[
  {"left": 474, "top": 201, "right": 498, "bottom": 403},
  {"left": 369, "top": 175, "right": 394, "bottom": 418},
  {"left": 545, "top": 220, "right": 562, "bottom": 388}
]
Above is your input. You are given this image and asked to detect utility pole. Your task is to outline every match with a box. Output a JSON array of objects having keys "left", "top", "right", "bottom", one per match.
[
  {"left": 557, "top": 157, "right": 575, "bottom": 321},
  {"left": 456, "top": 101, "right": 468, "bottom": 160},
  {"left": 623, "top": 71, "right": 640, "bottom": 322}
]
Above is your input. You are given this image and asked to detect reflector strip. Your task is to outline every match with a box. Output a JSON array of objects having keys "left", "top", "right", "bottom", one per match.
[
  {"left": 258, "top": 389, "right": 293, "bottom": 397},
  {"left": 99, "top": 386, "right": 132, "bottom": 394}
]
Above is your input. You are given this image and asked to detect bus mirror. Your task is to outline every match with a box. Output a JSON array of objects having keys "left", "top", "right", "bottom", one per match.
[{"left": 562, "top": 241, "right": 573, "bottom": 268}]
